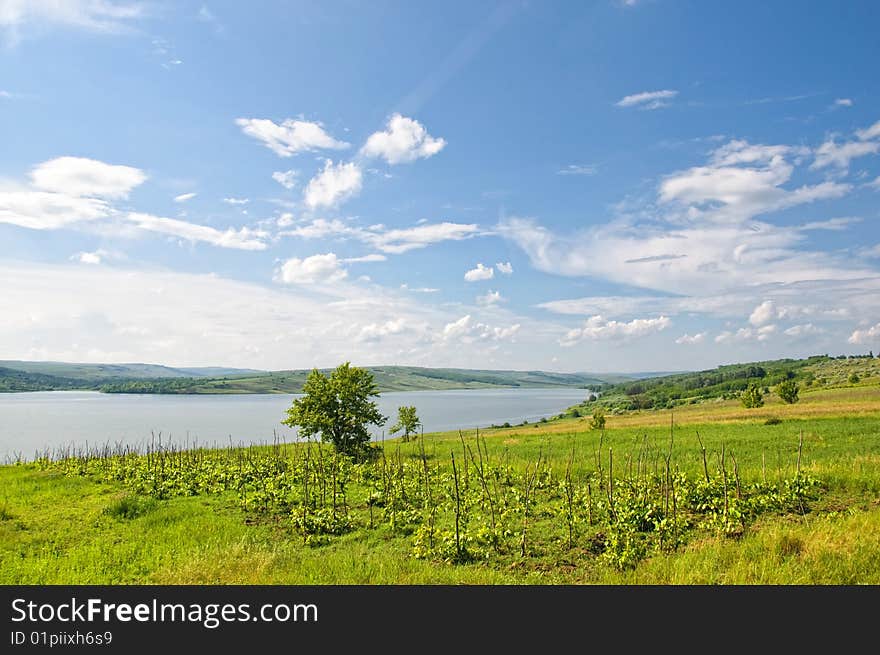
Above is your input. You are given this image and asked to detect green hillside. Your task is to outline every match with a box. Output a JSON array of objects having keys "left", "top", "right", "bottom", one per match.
[{"left": 0, "top": 361, "right": 618, "bottom": 394}]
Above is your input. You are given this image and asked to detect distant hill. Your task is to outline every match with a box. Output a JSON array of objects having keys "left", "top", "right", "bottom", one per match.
[{"left": 0, "top": 361, "right": 626, "bottom": 394}]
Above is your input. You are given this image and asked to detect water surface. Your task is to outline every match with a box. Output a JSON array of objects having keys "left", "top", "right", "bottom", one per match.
[{"left": 0, "top": 388, "right": 589, "bottom": 459}]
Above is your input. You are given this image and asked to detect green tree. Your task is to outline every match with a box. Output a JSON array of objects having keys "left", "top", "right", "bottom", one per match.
[
  {"left": 848, "top": 372, "right": 860, "bottom": 384},
  {"left": 740, "top": 381, "right": 764, "bottom": 408},
  {"left": 589, "top": 407, "right": 606, "bottom": 430},
  {"left": 282, "top": 362, "right": 386, "bottom": 457},
  {"left": 390, "top": 405, "right": 421, "bottom": 442},
  {"left": 776, "top": 378, "right": 800, "bottom": 404}
]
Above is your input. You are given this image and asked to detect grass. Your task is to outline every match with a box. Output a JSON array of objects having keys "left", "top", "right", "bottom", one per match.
[{"left": 2, "top": 379, "right": 878, "bottom": 585}]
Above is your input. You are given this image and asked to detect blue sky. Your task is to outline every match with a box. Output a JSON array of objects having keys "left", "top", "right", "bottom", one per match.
[{"left": 2, "top": 0, "right": 879, "bottom": 372}]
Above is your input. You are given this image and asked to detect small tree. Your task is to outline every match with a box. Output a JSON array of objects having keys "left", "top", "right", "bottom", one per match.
[
  {"left": 776, "top": 378, "right": 800, "bottom": 404},
  {"left": 390, "top": 405, "right": 421, "bottom": 442},
  {"left": 741, "top": 381, "right": 764, "bottom": 408},
  {"left": 589, "top": 407, "right": 606, "bottom": 430},
  {"left": 282, "top": 362, "right": 386, "bottom": 457},
  {"left": 848, "top": 372, "right": 860, "bottom": 384}
]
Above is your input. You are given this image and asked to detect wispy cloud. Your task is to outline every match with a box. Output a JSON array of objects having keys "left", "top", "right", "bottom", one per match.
[
  {"left": 236, "top": 118, "right": 349, "bottom": 157},
  {"left": 556, "top": 164, "right": 597, "bottom": 176},
  {"left": 616, "top": 89, "right": 678, "bottom": 110}
]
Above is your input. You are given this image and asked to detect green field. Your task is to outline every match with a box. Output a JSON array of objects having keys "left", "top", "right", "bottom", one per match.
[{"left": 2, "top": 357, "right": 878, "bottom": 585}]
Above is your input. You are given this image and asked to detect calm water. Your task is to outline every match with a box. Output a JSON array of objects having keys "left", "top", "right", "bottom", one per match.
[{"left": 0, "top": 388, "right": 589, "bottom": 459}]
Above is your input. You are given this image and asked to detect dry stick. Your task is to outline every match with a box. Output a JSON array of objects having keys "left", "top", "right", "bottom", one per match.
[
  {"left": 586, "top": 479, "right": 594, "bottom": 525},
  {"left": 467, "top": 444, "right": 496, "bottom": 536},
  {"left": 731, "top": 453, "right": 742, "bottom": 501},
  {"left": 721, "top": 443, "right": 729, "bottom": 523},
  {"left": 697, "top": 432, "right": 710, "bottom": 484},
  {"left": 451, "top": 451, "right": 463, "bottom": 561},
  {"left": 607, "top": 447, "right": 615, "bottom": 518},
  {"left": 565, "top": 447, "right": 575, "bottom": 551},
  {"left": 797, "top": 430, "right": 804, "bottom": 476}
]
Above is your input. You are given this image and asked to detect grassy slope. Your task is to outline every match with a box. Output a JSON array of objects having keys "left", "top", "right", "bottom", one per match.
[
  {"left": 2, "top": 379, "right": 878, "bottom": 584},
  {"left": 0, "top": 362, "right": 614, "bottom": 394}
]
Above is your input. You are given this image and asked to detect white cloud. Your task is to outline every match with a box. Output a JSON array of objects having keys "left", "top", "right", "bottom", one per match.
[
  {"left": 303, "top": 160, "right": 362, "bottom": 209},
  {"left": 373, "top": 222, "right": 479, "bottom": 254},
  {"left": 834, "top": 98, "right": 853, "bottom": 107},
  {"left": 400, "top": 284, "right": 439, "bottom": 293},
  {"left": 868, "top": 176, "right": 880, "bottom": 190},
  {"left": 222, "top": 197, "right": 249, "bottom": 205},
  {"left": 848, "top": 322, "right": 880, "bottom": 345},
  {"left": 360, "top": 114, "right": 446, "bottom": 165},
  {"left": 615, "top": 89, "right": 678, "bottom": 110},
  {"left": 561, "top": 315, "right": 670, "bottom": 345},
  {"left": 0, "top": 190, "right": 111, "bottom": 229},
  {"left": 784, "top": 323, "right": 823, "bottom": 337},
  {"left": 0, "top": 0, "right": 144, "bottom": 44},
  {"left": 357, "top": 319, "right": 408, "bottom": 342},
  {"left": 675, "top": 332, "right": 705, "bottom": 345},
  {"left": 174, "top": 192, "right": 197, "bottom": 203},
  {"left": 275, "top": 253, "right": 347, "bottom": 285},
  {"left": 30, "top": 156, "right": 146, "bottom": 199},
  {"left": 235, "top": 118, "right": 349, "bottom": 157},
  {"left": 476, "top": 290, "right": 503, "bottom": 306},
  {"left": 749, "top": 300, "right": 777, "bottom": 326},
  {"left": 441, "top": 315, "right": 520, "bottom": 343},
  {"left": 811, "top": 139, "right": 879, "bottom": 170},
  {"left": 464, "top": 263, "right": 494, "bottom": 282},
  {"left": 71, "top": 250, "right": 103, "bottom": 265},
  {"left": 715, "top": 325, "right": 776, "bottom": 343},
  {"left": 343, "top": 253, "right": 386, "bottom": 263},
  {"left": 126, "top": 212, "right": 267, "bottom": 250},
  {"left": 496, "top": 261, "right": 513, "bottom": 275},
  {"left": 557, "top": 164, "right": 597, "bottom": 176},
  {"left": 855, "top": 120, "right": 880, "bottom": 141},
  {"left": 272, "top": 170, "right": 298, "bottom": 190},
  {"left": 659, "top": 140, "right": 847, "bottom": 223},
  {"left": 282, "top": 218, "right": 480, "bottom": 254}
]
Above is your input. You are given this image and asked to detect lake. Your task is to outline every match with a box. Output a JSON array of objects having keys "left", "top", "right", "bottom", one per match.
[{"left": 0, "top": 388, "right": 590, "bottom": 460}]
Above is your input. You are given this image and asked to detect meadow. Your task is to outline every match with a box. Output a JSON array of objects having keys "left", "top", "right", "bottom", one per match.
[{"left": 2, "top": 358, "right": 878, "bottom": 585}]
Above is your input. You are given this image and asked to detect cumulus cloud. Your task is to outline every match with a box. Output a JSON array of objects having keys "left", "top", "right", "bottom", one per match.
[
  {"left": 561, "top": 315, "right": 670, "bottom": 345},
  {"left": 784, "top": 323, "right": 823, "bottom": 337},
  {"left": 0, "top": 190, "right": 111, "bottom": 229},
  {"left": 496, "top": 261, "right": 513, "bottom": 275},
  {"left": 125, "top": 212, "right": 267, "bottom": 250},
  {"left": 235, "top": 118, "right": 349, "bottom": 157},
  {"left": 30, "top": 156, "right": 146, "bottom": 199},
  {"left": 174, "top": 192, "right": 197, "bottom": 203},
  {"left": 441, "top": 315, "right": 520, "bottom": 343},
  {"left": 615, "top": 89, "right": 678, "bottom": 110},
  {"left": 356, "top": 319, "right": 408, "bottom": 342},
  {"left": 476, "top": 290, "right": 503, "bottom": 306},
  {"left": 275, "top": 253, "right": 348, "bottom": 285},
  {"left": 715, "top": 325, "right": 776, "bottom": 343},
  {"left": 360, "top": 114, "right": 446, "bottom": 165},
  {"left": 749, "top": 300, "right": 778, "bottom": 326},
  {"left": 303, "top": 160, "right": 362, "bottom": 209},
  {"left": 848, "top": 323, "right": 880, "bottom": 344},
  {"left": 464, "top": 263, "right": 494, "bottom": 282},
  {"left": 272, "top": 170, "right": 298, "bottom": 190},
  {"left": 675, "top": 332, "right": 705, "bottom": 345}
]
